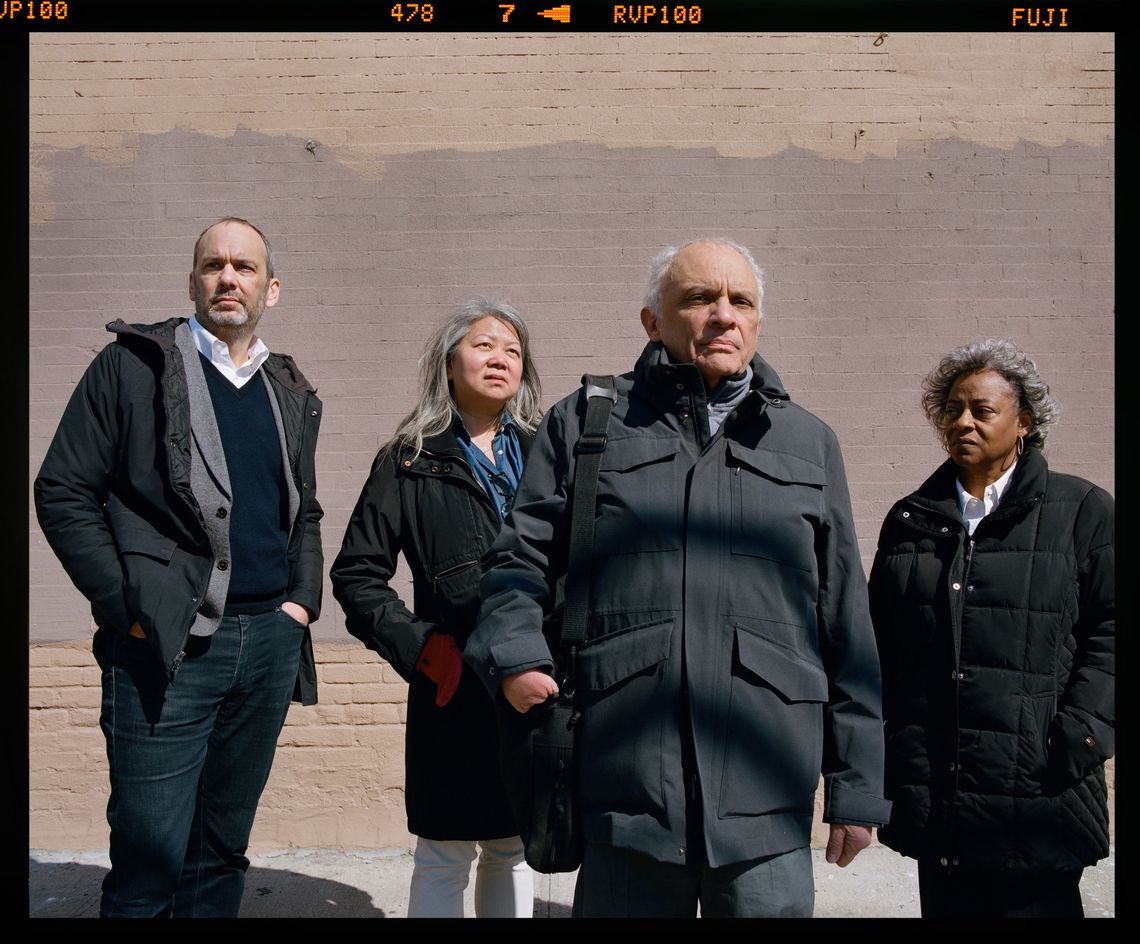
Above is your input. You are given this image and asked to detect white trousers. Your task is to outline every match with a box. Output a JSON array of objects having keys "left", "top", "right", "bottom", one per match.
[{"left": 406, "top": 835, "right": 534, "bottom": 918}]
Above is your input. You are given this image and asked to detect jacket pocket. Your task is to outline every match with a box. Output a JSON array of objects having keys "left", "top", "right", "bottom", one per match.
[
  {"left": 593, "top": 438, "right": 681, "bottom": 556},
  {"left": 719, "top": 621, "right": 828, "bottom": 817},
  {"left": 431, "top": 559, "right": 483, "bottom": 639},
  {"left": 727, "top": 443, "right": 825, "bottom": 573},
  {"left": 576, "top": 617, "right": 675, "bottom": 818},
  {"left": 117, "top": 526, "right": 178, "bottom": 631}
]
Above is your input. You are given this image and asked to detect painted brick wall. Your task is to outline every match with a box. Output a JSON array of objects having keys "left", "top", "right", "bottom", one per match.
[{"left": 28, "top": 33, "right": 1113, "bottom": 852}]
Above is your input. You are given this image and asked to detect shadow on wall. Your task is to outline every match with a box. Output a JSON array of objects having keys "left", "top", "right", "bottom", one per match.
[{"left": 28, "top": 859, "right": 387, "bottom": 918}]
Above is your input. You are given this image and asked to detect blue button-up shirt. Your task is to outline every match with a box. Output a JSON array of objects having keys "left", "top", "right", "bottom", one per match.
[{"left": 453, "top": 413, "right": 525, "bottom": 520}]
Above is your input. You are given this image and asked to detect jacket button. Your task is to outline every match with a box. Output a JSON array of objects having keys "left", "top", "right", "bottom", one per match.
[
  {"left": 950, "top": 670, "right": 957, "bottom": 680},
  {"left": 675, "top": 383, "right": 684, "bottom": 390},
  {"left": 952, "top": 582, "right": 961, "bottom": 591},
  {"left": 948, "top": 762, "right": 956, "bottom": 772},
  {"left": 966, "top": 585, "right": 974, "bottom": 591},
  {"left": 940, "top": 857, "right": 949, "bottom": 867},
  {"left": 952, "top": 858, "right": 959, "bottom": 866},
  {"left": 303, "top": 482, "right": 312, "bottom": 489},
  {"left": 1085, "top": 736, "right": 1096, "bottom": 748},
  {"left": 217, "top": 560, "right": 229, "bottom": 571},
  {"left": 678, "top": 847, "right": 685, "bottom": 856},
  {"left": 957, "top": 672, "right": 964, "bottom": 680},
  {"left": 215, "top": 508, "right": 227, "bottom": 518},
  {"left": 902, "top": 511, "right": 910, "bottom": 518},
  {"left": 310, "top": 410, "right": 318, "bottom": 416},
  {"left": 404, "top": 460, "right": 412, "bottom": 467}
]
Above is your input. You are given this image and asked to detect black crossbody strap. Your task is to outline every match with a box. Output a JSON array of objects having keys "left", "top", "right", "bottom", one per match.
[{"left": 560, "top": 375, "right": 616, "bottom": 661}]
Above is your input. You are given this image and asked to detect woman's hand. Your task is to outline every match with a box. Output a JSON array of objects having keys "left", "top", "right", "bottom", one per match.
[{"left": 501, "top": 669, "right": 559, "bottom": 713}]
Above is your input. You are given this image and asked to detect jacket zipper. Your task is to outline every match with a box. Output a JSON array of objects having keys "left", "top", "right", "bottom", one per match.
[{"left": 432, "top": 559, "right": 479, "bottom": 592}]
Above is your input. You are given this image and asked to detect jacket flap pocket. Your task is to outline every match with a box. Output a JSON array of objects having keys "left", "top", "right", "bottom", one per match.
[
  {"left": 735, "top": 625, "right": 829, "bottom": 703},
  {"left": 599, "top": 437, "right": 677, "bottom": 473},
  {"left": 579, "top": 618, "right": 673, "bottom": 691},
  {"left": 726, "top": 443, "right": 827, "bottom": 486},
  {"left": 115, "top": 526, "right": 178, "bottom": 563}
]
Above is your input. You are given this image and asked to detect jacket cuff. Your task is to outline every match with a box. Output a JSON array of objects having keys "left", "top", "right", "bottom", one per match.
[
  {"left": 92, "top": 590, "right": 132, "bottom": 635},
  {"left": 823, "top": 779, "right": 893, "bottom": 827},
  {"left": 1047, "top": 711, "right": 1114, "bottom": 789},
  {"left": 287, "top": 588, "right": 321, "bottom": 623},
  {"left": 465, "top": 636, "right": 555, "bottom": 697}
]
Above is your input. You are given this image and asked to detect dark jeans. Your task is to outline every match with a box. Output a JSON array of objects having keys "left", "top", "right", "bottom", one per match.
[
  {"left": 99, "top": 608, "right": 304, "bottom": 918},
  {"left": 572, "top": 842, "right": 815, "bottom": 918},
  {"left": 918, "top": 860, "right": 1085, "bottom": 918}
]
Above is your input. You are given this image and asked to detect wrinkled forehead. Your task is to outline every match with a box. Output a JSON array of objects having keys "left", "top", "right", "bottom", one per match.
[
  {"left": 467, "top": 314, "right": 520, "bottom": 342},
  {"left": 193, "top": 221, "right": 269, "bottom": 266},
  {"left": 947, "top": 368, "right": 1019, "bottom": 403},
  {"left": 667, "top": 242, "right": 757, "bottom": 295}
]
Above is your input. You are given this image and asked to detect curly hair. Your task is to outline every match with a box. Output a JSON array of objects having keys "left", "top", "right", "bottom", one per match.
[{"left": 921, "top": 338, "right": 1060, "bottom": 449}]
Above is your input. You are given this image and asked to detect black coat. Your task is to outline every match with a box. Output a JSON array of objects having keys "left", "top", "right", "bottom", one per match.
[
  {"left": 466, "top": 343, "right": 891, "bottom": 868},
  {"left": 869, "top": 449, "right": 1114, "bottom": 875},
  {"left": 34, "top": 318, "right": 324, "bottom": 701},
  {"left": 331, "top": 427, "right": 532, "bottom": 841}
]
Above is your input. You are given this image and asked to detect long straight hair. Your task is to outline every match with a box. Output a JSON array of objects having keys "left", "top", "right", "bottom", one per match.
[{"left": 387, "top": 297, "right": 543, "bottom": 460}]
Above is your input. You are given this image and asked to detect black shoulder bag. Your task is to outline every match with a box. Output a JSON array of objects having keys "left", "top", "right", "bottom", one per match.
[{"left": 497, "top": 374, "right": 616, "bottom": 874}]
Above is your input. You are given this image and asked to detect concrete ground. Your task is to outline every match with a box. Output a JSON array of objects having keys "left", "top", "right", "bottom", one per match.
[{"left": 29, "top": 845, "right": 1113, "bottom": 918}]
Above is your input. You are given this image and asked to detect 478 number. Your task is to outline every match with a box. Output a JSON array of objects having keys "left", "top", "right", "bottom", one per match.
[{"left": 391, "top": 3, "right": 434, "bottom": 21}]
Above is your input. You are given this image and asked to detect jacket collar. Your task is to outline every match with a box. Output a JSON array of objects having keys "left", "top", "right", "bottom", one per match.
[
  {"left": 419, "top": 420, "right": 535, "bottom": 463},
  {"left": 107, "top": 316, "right": 316, "bottom": 396},
  {"left": 905, "top": 447, "right": 1049, "bottom": 522},
  {"left": 635, "top": 341, "right": 788, "bottom": 397}
]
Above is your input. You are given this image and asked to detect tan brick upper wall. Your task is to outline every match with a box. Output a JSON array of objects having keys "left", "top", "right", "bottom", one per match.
[{"left": 29, "top": 32, "right": 1112, "bottom": 178}]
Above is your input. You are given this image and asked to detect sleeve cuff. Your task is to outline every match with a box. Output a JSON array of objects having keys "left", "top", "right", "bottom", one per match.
[{"left": 823, "top": 780, "right": 893, "bottom": 827}]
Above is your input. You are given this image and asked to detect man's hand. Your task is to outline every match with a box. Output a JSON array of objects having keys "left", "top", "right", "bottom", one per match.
[
  {"left": 280, "top": 601, "right": 311, "bottom": 626},
  {"left": 501, "top": 669, "right": 559, "bottom": 713},
  {"left": 825, "top": 824, "right": 872, "bottom": 868}
]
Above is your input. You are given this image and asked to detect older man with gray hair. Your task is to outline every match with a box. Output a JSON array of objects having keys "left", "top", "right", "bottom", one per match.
[{"left": 466, "top": 238, "right": 890, "bottom": 917}]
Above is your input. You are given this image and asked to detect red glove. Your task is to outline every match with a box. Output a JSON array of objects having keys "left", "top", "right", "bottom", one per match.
[{"left": 415, "top": 632, "right": 463, "bottom": 707}]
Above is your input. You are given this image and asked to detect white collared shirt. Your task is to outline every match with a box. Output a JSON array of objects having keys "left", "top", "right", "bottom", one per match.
[
  {"left": 956, "top": 460, "right": 1017, "bottom": 536},
  {"left": 188, "top": 316, "right": 270, "bottom": 388}
]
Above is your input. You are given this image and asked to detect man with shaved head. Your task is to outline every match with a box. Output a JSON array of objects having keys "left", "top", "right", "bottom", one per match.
[
  {"left": 36, "top": 217, "right": 324, "bottom": 917},
  {"left": 467, "top": 239, "right": 890, "bottom": 917}
]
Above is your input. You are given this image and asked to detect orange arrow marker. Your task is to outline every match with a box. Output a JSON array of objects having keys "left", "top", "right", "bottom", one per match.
[{"left": 538, "top": 4, "right": 571, "bottom": 23}]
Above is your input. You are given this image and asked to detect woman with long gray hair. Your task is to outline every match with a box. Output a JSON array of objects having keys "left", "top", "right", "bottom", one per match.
[
  {"left": 331, "top": 298, "right": 542, "bottom": 917},
  {"left": 869, "top": 339, "right": 1114, "bottom": 917}
]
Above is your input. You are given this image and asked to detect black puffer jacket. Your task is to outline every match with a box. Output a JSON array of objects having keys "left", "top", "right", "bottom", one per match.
[
  {"left": 331, "top": 427, "right": 532, "bottom": 841},
  {"left": 869, "top": 448, "right": 1114, "bottom": 874}
]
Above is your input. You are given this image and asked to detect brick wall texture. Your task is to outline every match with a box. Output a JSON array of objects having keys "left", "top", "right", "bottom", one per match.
[{"left": 28, "top": 33, "right": 1113, "bottom": 852}]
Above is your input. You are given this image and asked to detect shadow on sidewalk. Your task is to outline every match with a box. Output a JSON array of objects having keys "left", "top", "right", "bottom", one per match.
[{"left": 29, "top": 858, "right": 387, "bottom": 918}]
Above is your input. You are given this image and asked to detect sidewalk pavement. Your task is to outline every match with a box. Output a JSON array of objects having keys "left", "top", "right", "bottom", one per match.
[{"left": 29, "top": 845, "right": 1113, "bottom": 918}]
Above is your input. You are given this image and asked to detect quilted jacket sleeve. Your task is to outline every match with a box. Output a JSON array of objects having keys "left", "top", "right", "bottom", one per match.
[{"left": 1047, "top": 483, "right": 1115, "bottom": 787}]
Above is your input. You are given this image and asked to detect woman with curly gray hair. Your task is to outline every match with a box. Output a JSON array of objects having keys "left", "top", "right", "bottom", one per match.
[{"left": 869, "top": 339, "right": 1114, "bottom": 918}]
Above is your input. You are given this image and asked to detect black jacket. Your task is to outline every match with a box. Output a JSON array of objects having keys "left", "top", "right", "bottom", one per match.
[
  {"left": 466, "top": 342, "right": 891, "bottom": 868},
  {"left": 34, "top": 318, "right": 324, "bottom": 702},
  {"left": 868, "top": 449, "right": 1114, "bottom": 874},
  {"left": 330, "top": 427, "right": 532, "bottom": 840}
]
